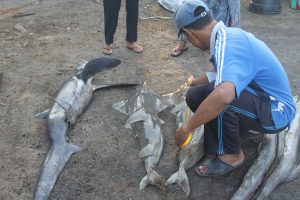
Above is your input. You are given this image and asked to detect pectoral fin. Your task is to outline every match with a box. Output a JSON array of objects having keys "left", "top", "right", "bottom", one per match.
[
  {"left": 139, "top": 143, "right": 155, "bottom": 158},
  {"left": 93, "top": 83, "right": 138, "bottom": 91},
  {"left": 125, "top": 109, "right": 148, "bottom": 129},
  {"left": 171, "top": 101, "right": 187, "bottom": 113},
  {"left": 33, "top": 109, "right": 50, "bottom": 120}
]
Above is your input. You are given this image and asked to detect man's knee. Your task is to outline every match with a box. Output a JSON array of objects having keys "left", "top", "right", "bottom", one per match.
[{"left": 186, "top": 88, "right": 198, "bottom": 112}]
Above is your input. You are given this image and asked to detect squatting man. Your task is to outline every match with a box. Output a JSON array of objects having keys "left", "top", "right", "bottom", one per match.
[{"left": 174, "top": 0, "right": 295, "bottom": 177}]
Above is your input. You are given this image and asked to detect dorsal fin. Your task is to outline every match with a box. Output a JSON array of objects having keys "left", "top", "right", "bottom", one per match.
[{"left": 75, "top": 57, "right": 121, "bottom": 82}]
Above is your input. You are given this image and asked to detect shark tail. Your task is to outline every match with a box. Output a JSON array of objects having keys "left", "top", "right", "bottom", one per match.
[
  {"left": 166, "top": 166, "right": 190, "bottom": 196},
  {"left": 76, "top": 57, "right": 121, "bottom": 82},
  {"left": 34, "top": 142, "right": 81, "bottom": 200},
  {"left": 139, "top": 170, "right": 165, "bottom": 191}
]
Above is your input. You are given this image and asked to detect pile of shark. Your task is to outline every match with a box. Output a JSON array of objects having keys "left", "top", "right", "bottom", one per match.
[
  {"left": 113, "top": 79, "right": 300, "bottom": 199},
  {"left": 33, "top": 57, "right": 300, "bottom": 200}
]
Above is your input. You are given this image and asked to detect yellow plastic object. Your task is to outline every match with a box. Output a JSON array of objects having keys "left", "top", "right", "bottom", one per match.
[
  {"left": 180, "top": 104, "right": 193, "bottom": 148},
  {"left": 180, "top": 133, "right": 192, "bottom": 148}
]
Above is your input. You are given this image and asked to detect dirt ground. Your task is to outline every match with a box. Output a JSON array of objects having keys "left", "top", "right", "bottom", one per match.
[{"left": 1, "top": 0, "right": 300, "bottom": 199}]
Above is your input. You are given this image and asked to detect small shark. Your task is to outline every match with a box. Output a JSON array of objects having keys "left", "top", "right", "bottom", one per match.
[
  {"left": 112, "top": 84, "right": 167, "bottom": 190},
  {"left": 34, "top": 57, "right": 137, "bottom": 200}
]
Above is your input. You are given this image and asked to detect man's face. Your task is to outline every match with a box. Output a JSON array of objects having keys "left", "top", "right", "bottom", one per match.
[{"left": 184, "top": 29, "right": 208, "bottom": 51}]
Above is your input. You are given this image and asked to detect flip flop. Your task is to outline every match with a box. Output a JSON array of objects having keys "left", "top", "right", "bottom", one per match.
[
  {"left": 198, "top": 155, "right": 216, "bottom": 165},
  {"left": 170, "top": 47, "right": 188, "bottom": 57},
  {"left": 127, "top": 45, "right": 143, "bottom": 53},
  {"left": 102, "top": 46, "right": 112, "bottom": 55},
  {"left": 195, "top": 156, "right": 243, "bottom": 177}
]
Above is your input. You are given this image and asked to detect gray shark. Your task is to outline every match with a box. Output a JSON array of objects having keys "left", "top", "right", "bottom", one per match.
[
  {"left": 112, "top": 84, "right": 167, "bottom": 190},
  {"left": 166, "top": 101, "right": 204, "bottom": 196},
  {"left": 162, "top": 80, "right": 204, "bottom": 196},
  {"left": 232, "top": 96, "right": 300, "bottom": 200},
  {"left": 231, "top": 133, "right": 277, "bottom": 200},
  {"left": 34, "top": 57, "right": 137, "bottom": 200},
  {"left": 255, "top": 96, "right": 300, "bottom": 200}
]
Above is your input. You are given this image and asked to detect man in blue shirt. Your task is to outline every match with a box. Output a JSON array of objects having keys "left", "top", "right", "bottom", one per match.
[{"left": 174, "top": 0, "right": 296, "bottom": 176}]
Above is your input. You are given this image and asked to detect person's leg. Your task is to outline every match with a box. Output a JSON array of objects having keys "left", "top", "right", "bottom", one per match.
[
  {"left": 185, "top": 82, "right": 214, "bottom": 113},
  {"left": 170, "top": 34, "right": 188, "bottom": 57},
  {"left": 125, "top": 0, "right": 143, "bottom": 53},
  {"left": 125, "top": 0, "right": 138, "bottom": 42},
  {"left": 103, "top": 0, "right": 121, "bottom": 54},
  {"left": 186, "top": 82, "right": 220, "bottom": 156},
  {"left": 196, "top": 90, "right": 285, "bottom": 176},
  {"left": 203, "top": 89, "right": 279, "bottom": 155},
  {"left": 228, "top": 0, "right": 240, "bottom": 27}
]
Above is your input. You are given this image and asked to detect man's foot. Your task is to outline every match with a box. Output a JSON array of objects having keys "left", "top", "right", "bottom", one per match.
[
  {"left": 199, "top": 154, "right": 216, "bottom": 165},
  {"left": 195, "top": 151, "right": 244, "bottom": 177},
  {"left": 126, "top": 42, "right": 143, "bottom": 53},
  {"left": 102, "top": 44, "right": 112, "bottom": 55},
  {"left": 170, "top": 46, "right": 188, "bottom": 57}
]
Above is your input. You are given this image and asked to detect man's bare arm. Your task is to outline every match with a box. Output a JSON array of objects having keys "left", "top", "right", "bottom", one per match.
[{"left": 183, "top": 81, "right": 236, "bottom": 134}]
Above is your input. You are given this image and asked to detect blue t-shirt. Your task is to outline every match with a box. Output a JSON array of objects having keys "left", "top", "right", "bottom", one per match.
[{"left": 211, "top": 22, "right": 295, "bottom": 129}]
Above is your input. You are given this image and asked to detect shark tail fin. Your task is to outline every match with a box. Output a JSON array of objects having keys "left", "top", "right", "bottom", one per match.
[
  {"left": 166, "top": 166, "right": 190, "bottom": 196},
  {"left": 34, "top": 142, "right": 81, "bottom": 200},
  {"left": 139, "top": 170, "right": 165, "bottom": 191}
]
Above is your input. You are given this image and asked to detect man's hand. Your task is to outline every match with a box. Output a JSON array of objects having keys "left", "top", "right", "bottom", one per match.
[
  {"left": 187, "top": 75, "right": 194, "bottom": 86},
  {"left": 188, "top": 75, "right": 209, "bottom": 86},
  {"left": 175, "top": 127, "right": 191, "bottom": 147}
]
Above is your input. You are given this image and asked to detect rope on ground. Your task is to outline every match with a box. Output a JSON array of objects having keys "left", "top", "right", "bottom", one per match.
[{"left": 139, "top": 16, "right": 173, "bottom": 20}]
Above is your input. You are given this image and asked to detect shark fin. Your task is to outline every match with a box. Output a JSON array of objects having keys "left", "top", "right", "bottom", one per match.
[
  {"left": 125, "top": 109, "right": 148, "bottom": 129},
  {"left": 112, "top": 100, "right": 129, "bottom": 115},
  {"left": 76, "top": 57, "right": 121, "bottom": 82},
  {"left": 166, "top": 172, "right": 178, "bottom": 185},
  {"left": 177, "top": 166, "right": 190, "bottom": 196},
  {"left": 139, "top": 170, "right": 165, "bottom": 191},
  {"left": 138, "top": 143, "right": 155, "bottom": 158},
  {"left": 33, "top": 109, "right": 50, "bottom": 120},
  {"left": 171, "top": 101, "right": 187, "bottom": 114},
  {"left": 166, "top": 166, "right": 190, "bottom": 196},
  {"left": 34, "top": 142, "right": 81, "bottom": 200},
  {"left": 92, "top": 83, "right": 138, "bottom": 91}
]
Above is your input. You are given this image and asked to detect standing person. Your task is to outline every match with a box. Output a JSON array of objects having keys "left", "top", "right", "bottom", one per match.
[
  {"left": 102, "top": 0, "right": 143, "bottom": 55},
  {"left": 174, "top": 0, "right": 296, "bottom": 177},
  {"left": 170, "top": 0, "right": 240, "bottom": 57}
]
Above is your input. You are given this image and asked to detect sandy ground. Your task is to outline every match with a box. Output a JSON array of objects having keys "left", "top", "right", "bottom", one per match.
[{"left": 0, "top": 0, "right": 300, "bottom": 199}]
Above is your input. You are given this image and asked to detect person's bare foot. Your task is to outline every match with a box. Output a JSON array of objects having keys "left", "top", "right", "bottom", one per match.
[
  {"left": 102, "top": 44, "right": 112, "bottom": 55},
  {"left": 126, "top": 42, "right": 143, "bottom": 53}
]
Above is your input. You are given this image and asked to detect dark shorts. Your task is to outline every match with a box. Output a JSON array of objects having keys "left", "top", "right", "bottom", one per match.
[{"left": 185, "top": 81, "right": 287, "bottom": 154}]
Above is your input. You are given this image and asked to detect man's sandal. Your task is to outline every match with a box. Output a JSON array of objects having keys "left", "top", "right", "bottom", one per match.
[
  {"left": 170, "top": 47, "right": 188, "bottom": 57},
  {"left": 127, "top": 45, "right": 143, "bottom": 53},
  {"left": 195, "top": 156, "right": 243, "bottom": 177},
  {"left": 102, "top": 46, "right": 112, "bottom": 55}
]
